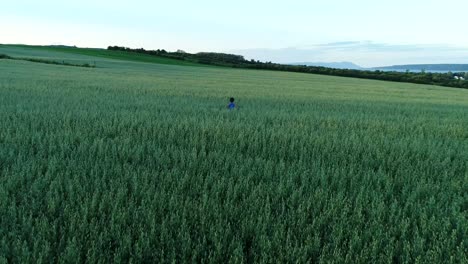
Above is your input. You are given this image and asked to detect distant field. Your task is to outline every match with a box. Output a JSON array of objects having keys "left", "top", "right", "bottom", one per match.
[
  {"left": 0, "top": 45, "right": 467, "bottom": 263},
  {"left": 0, "top": 44, "right": 202, "bottom": 67}
]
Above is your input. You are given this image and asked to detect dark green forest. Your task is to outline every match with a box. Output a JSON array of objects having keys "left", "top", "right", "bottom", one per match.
[{"left": 108, "top": 46, "right": 468, "bottom": 89}]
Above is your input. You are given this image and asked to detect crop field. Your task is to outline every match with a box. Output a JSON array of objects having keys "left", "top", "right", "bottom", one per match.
[{"left": 0, "top": 45, "right": 467, "bottom": 263}]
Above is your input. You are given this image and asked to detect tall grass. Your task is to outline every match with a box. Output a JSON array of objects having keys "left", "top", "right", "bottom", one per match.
[{"left": 0, "top": 56, "right": 467, "bottom": 263}]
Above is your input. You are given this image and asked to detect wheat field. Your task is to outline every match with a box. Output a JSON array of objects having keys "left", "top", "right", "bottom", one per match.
[{"left": 0, "top": 45, "right": 467, "bottom": 263}]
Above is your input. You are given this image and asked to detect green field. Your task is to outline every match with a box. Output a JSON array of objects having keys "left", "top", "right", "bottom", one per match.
[{"left": 0, "top": 45, "right": 467, "bottom": 263}]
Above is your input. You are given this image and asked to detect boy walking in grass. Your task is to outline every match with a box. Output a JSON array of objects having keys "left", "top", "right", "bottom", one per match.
[{"left": 227, "top": 97, "right": 237, "bottom": 110}]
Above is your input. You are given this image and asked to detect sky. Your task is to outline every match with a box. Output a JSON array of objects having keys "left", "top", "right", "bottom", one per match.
[{"left": 2, "top": 0, "right": 468, "bottom": 67}]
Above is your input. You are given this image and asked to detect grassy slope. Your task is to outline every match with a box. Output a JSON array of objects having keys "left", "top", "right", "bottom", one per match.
[
  {"left": 0, "top": 46, "right": 467, "bottom": 263},
  {"left": 0, "top": 44, "right": 202, "bottom": 67}
]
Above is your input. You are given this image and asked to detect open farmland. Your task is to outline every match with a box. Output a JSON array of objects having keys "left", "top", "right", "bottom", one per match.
[{"left": 0, "top": 45, "right": 467, "bottom": 263}]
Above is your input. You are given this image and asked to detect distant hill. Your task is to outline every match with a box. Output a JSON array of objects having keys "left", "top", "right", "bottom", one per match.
[
  {"left": 374, "top": 64, "right": 468, "bottom": 72},
  {"left": 49, "top": 45, "right": 77, "bottom": 48},
  {"left": 0, "top": 44, "right": 202, "bottom": 67},
  {"left": 290, "top": 61, "right": 362, "bottom": 69},
  {"left": 3, "top": 44, "right": 467, "bottom": 89}
]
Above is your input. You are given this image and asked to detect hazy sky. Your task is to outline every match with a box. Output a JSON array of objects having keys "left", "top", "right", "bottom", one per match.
[{"left": 2, "top": 0, "right": 468, "bottom": 67}]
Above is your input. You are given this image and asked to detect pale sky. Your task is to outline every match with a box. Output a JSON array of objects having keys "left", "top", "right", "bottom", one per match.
[{"left": 2, "top": 0, "right": 468, "bottom": 67}]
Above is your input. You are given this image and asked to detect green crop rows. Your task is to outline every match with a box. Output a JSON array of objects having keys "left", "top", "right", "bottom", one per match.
[{"left": 0, "top": 46, "right": 467, "bottom": 263}]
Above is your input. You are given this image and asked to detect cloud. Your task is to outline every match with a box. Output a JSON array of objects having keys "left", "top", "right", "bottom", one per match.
[
  {"left": 230, "top": 41, "right": 468, "bottom": 67},
  {"left": 298, "top": 41, "right": 468, "bottom": 52}
]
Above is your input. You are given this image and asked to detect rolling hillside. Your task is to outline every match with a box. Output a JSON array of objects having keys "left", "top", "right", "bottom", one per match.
[{"left": 0, "top": 44, "right": 202, "bottom": 67}]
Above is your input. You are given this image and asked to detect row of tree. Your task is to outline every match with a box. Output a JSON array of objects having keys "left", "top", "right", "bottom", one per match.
[
  {"left": 0, "top": 53, "right": 95, "bottom": 68},
  {"left": 107, "top": 46, "right": 468, "bottom": 89}
]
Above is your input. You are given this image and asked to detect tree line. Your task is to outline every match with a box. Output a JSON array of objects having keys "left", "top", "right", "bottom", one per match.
[
  {"left": 0, "top": 54, "right": 95, "bottom": 68},
  {"left": 107, "top": 46, "right": 468, "bottom": 89}
]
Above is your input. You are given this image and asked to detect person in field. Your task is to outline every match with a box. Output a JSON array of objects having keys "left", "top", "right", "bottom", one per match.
[{"left": 227, "top": 97, "right": 237, "bottom": 110}]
